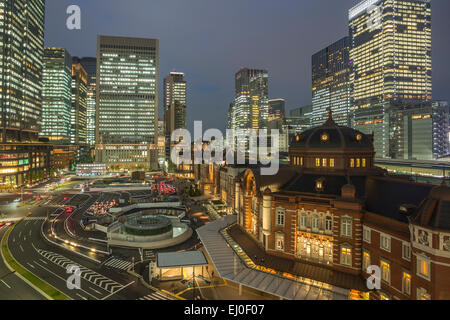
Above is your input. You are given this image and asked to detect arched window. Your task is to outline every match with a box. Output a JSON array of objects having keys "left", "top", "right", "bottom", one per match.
[
  {"left": 312, "top": 215, "right": 319, "bottom": 230},
  {"left": 325, "top": 216, "right": 332, "bottom": 232}
]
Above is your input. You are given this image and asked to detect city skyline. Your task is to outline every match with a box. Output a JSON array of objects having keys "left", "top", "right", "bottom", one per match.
[{"left": 44, "top": 0, "right": 450, "bottom": 132}]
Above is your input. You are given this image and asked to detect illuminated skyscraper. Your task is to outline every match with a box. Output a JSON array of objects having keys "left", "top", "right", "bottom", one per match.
[
  {"left": 0, "top": 0, "right": 45, "bottom": 143},
  {"left": 95, "top": 36, "right": 159, "bottom": 170},
  {"left": 41, "top": 47, "right": 72, "bottom": 143},
  {"left": 164, "top": 72, "right": 187, "bottom": 136},
  {"left": 268, "top": 99, "right": 286, "bottom": 122},
  {"left": 71, "top": 63, "right": 88, "bottom": 145},
  {"left": 312, "top": 37, "right": 351, "bottom": 126},
  {"left": 0, "top": 0, "right": 52, "bottom": 187},
  {"left": 73, "top": 57, "right": 97, "bottom": 146},
  {"left": 349, "top": 0, "right": 432, "bottom": 158}
]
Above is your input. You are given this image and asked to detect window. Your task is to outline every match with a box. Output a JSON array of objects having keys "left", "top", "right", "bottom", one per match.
[
  {"left": 350, "top": 158, "right": 355, "bottom": 168},
  {"left": 330, "top": 158, "right": 335, "bottom": 167},
  {"left": 315, "top": 158, "right": 321, "bottom": 167},
  {"left": 402, "top": 272, "right": 411, "bottom": 295},
  {"left": 275, "top": 232, "right": 285, "bottom": 251},
  {"left": 417, "top": 288, "right": 431, "bottom": 300},
  {"left": 312, "top": 215, "right": 319, "bottom": 230},
  {"left": 325, "top": 216, "right": 332, "bottom": 232},
  {"left": 363, "top": 227, "right": 371, "bottom": 243},
  {"left": 380, "top": 293, "right": 390, "bottom": 300},
  {"left": 299, "top": 213, "right": 306, "bottom": 229},
  {"left": 362, "top": 158, "right": 367, "bottom": 167},
  {"left": 341, "top": 247, "right": 352, "bottom": 266},
  {"left": 276, "top": 209, "right": 285, "bottom": 227},
  {"left": 363, "top": 251, "right": 371, "bottom": 272},
  {"left": 380, "top": 234, "right": 391, "bottom": 252},
  {"left": 402, "top": 242, "right": 411, "bottom": 261},
  {"left": 341, "top": 217, "right": 352, "bottom": 238},
  {"left": 322, "top": 158, "right": 327, "bottom": 167},
  {"left": 356, "top": 158, "right": 361, "bottom": 168},
  {"left": 300, "top": 157, "right": 303, "bottom": 166},
  {"left": 380, "top": 260, "right": 391, "bottom": 284},
  {"left": 417, "top": 256, "right": 431, "bottom": 280}
]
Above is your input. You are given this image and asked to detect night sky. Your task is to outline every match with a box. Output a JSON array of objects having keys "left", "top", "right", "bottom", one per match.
[{"left": 45, "top": 0, "right": 450, "bottom": 132}]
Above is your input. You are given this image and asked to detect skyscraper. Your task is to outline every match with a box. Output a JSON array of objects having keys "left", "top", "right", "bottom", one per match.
[
  {"left": 312, "top": 37, "right": 351, "bottom": 127},
  {"left": 73, "top": 57, "right": 97, "bottom": 146},
  {"left": 95, "top": 36, "right": 159, "bottom": 170},
  {"left": 232, "top": 68, "right": 269, "bottom": 131},
  {"left": 164, "top": 72, "right": 187, "bottom": 136},
  {"left": 349, "top": 0, "right": 432, "bottom": 158},
  {"left": 268, "top": 99, "right": 286, "bottom": 122},
  {"left": 71, "top": 63, "right": 88, "bottom": 145},
  {"left": 0, "top": 0, "right": 52, "bottom": 187},
  {"left": 0, "top": 0, "right": 45, "bottom": 143},
  {"left": 41, "top": 47, "right": 72, "bottom": 143}
]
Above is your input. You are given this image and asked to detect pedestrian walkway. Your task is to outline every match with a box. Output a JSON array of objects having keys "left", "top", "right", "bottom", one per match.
[
  {"left": 103, "top": 257, "right": 132, "bottom": 271},
  {"left": 138, "top": 291, "right": 174, "bottom": 300},
  {"left": 37, "top": 249, "right": 123, "bottom": 293},
  {"left": 143, "top": 250, "right": 156, "bottom": 260}
]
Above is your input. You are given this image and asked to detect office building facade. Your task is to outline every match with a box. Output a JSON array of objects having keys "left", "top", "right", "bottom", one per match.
[
  {"left": 268, "top": 99, "right": 286, "bottom": 122},
  {"left": 95, "top": 36, "right": 159, "bottom": 170},
  {"left": 164, "top": 72, "right": 187, "bottom": 138},
  {"left": 349, "top": 0, "right": 432, "bottom": 158},
  {"left": 41, "top": 47, "right": 72, "bottom": 143},
  {"left": 312, "top": 37, "right": 351, "bottom": 127},
  {"left": 71, "top": 63, "right": 88, "bottom": 145},
  {"left": 0, "top": 0, "right": 53, "bottom": 188}
]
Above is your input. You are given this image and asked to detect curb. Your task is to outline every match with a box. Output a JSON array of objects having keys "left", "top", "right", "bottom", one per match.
[{"left": 1, "top": 221, "right": 71, "bottom": 300}]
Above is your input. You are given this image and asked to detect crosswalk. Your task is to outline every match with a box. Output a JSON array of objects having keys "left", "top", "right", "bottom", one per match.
[
  {"left": 24, "top": 217, "right": 46, "bottom": 221},
  {"left": 103, "top": 258, "right": 132, "bottom": 271},
  {"left": 37, "top": 249, "right": 123, "bottom": 293},
  {"left": 138, "top": 292, "right": 174, "bottom": 300}
]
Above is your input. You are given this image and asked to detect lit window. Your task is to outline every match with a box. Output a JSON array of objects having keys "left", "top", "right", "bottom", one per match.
[
  {"left": 363, "top": 251, "right": 371, "bottom": 272},
  {"left": 380, "top": 260, "right": 391, "bottom": 284},
  {"left": 312, "top": 215, "right": 319, "bottom": 230},
  {"left": 275, "top": 232, "right": 285, "bottom": 251},
  {"left": 380, "top": 293, "right": 390, "bottom": 300},
  {"left": 356, "top": 158, "right": 361, "bottom": 168},
  {"left": 330, "top": 158, "right": 335, "bottom": 167},
  {"left": 402, "top": 272, "right": 411, "bottom": 295},
  {"left": 300, "top": 157, "right": 303, "bottom": 166},
  {"left": 417, "top": 288, "right": 431, "bottom": 300},
  {"left": 362, "top": 158, "right": 366, "bottom": 167},
  {"left": 350, "top": 158, "right": 355, "bottom": 168},
  {"left": 322, "top": 158, "right": 327, "bottom": 167},
  {"left": 315, "top": 158, "right": 321, "bottom": 167},
  {"left": 321, "top": 133, "right": 329, "bottom": 142},
  {"left": 299, "top": 213, "right": 307, "bottom": 229},
  {"left": 417, "top": 257, "right": 430, "bottom": 280},
  {"left": 341, "top": 247, "right": 352, "bottom": 266}
]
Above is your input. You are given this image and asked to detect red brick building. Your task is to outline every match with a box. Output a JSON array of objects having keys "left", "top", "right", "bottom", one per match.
[{"left": 231, "top": 112, "right": 450, "bottom": 300}]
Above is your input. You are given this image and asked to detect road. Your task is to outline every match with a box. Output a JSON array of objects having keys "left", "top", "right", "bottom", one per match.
[{"left": 0, "top": 225, "right": 45, "bottom": 300}]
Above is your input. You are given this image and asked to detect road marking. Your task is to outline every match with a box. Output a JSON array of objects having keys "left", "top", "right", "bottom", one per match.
[
  {"left": 23, "top": 236, "right": 27, "bottom": 241},
  {"left": 76, "top": 293, "right": 88, "bottom": 300},
  {"left": 39, "top": 259, "right": 48, "bottom": 265},
  {"left": 138, "top": 291, "right": 174, "bottom": 300},
  {"left": 19, "top": 245, "right": 24, "bottom": 252},
  {"left": 101, "top": 281, "right": 134, "bottom": 300},
  {"left": 27, "top": 263, "right": 35, "bottom": 269},
  {"left": 19, "top": 232, "right": 22, "bottom": 238},
  {"left": 1, "top": 280, "right": 11, "bottom": 289},
  {"left": 89, "top": 287, "right": 102, "bottom": 295},
  {"left": 29, "top": 230, "right": 32, "bottom": 236}
]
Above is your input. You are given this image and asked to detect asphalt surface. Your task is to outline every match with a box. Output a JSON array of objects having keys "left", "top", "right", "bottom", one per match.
[{"left": 0, "top": 226, "right": 45, "bottom": 300}]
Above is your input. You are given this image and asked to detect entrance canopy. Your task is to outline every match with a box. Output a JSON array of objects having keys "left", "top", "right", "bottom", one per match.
[{"left": 157, "top": 251, "right": 208, "bottom": 268}]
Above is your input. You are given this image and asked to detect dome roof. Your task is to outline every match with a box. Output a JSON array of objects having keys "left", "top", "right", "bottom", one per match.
[{"left": 291, "top": 110, "right": 373, "bottom": 150}]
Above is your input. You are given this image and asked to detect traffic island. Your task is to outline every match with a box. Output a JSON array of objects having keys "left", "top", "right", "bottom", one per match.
[{"left": 1, "top": 223, "right": 72, "bottom": 300}]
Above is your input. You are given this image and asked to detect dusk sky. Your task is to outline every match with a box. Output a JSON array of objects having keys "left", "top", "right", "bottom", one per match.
[{"left": 45, "top": 0, "right": 450, "bottom": 132}]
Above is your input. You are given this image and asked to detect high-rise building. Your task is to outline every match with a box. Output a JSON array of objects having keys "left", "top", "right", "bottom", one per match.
[
  {"left": 95, "top": 36, "right": 159, "bottom": 170},
  {"left": 164, "top": 72, "right": 187, "bottom": 136},
  {"left": 73, "top": 57, "right": 97, "bottom": 146},
  {"left": 312, "top": 37, "right": 351, "bottom": 127},
  {"left": 41, "top": 47, "right": 72, "bottom": 143},
  {"left": 349, "top": 0, "right": 432, "bottom": 158},
  {"left": 0, "top": 0, "right": 52, "bottom": 188},
  {"left": 290, "top": 105, "right": 313, "bottom": 118},
  {"left": 71, "top": 63, "right": 88, "bottom": 145},
  {"left": 232, "top": 68, "right": 269, "bottom": 131},
  {"left": 268, "top": 99, "right": 286, "bottom": 122}
]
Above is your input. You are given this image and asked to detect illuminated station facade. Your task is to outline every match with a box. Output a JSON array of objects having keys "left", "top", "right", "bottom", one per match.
[{"left": 229, "top": 112, "right": 450, "bottom": 300}]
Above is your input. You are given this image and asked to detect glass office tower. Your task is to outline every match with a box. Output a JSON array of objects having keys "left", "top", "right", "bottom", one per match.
[
  {"left": 349, "top": 0, "right": 432, "bottom": 158},
  {"left": 95, "top": 36, "right": 159, "bottom": 170},
  {"left": 164, "top": 72, "right": 187, "bottom": 135},
  {"left": 71, "top": 63, "right": 88, "bottom": 145},
  {"left": 41, "top": 47, "right": 72, "bottom": 143},
  {"left": 268, "top": 99, "right": 286, "bottom": 122},
  {"left": 312, "top": 37, "right": 351, "bottom": 127},
  {"left": 0, "top": 0, "right": 52, "bottom": 188}
]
